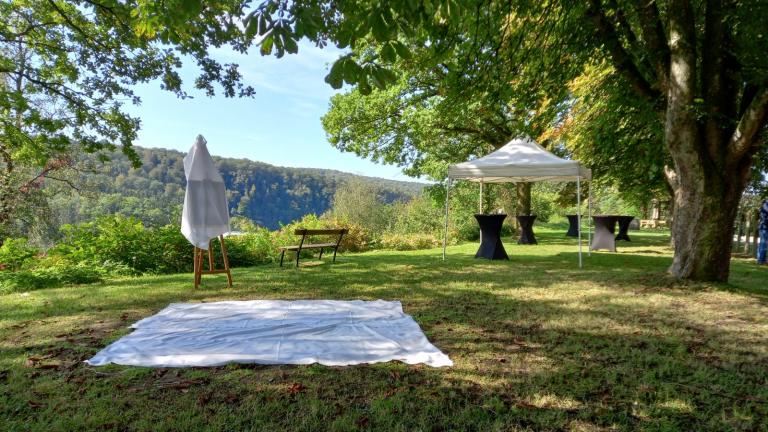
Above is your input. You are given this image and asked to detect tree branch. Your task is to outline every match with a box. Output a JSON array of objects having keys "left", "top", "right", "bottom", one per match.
[
  {"left": 636, "top": 0, "right": 670, "bottom": 92},
  {"left": 46, "top": 0, "right": 108, "bottom": 50},
  {"left": 585, "top": 0, "right": 662, "bottom": 104},
  {"left": 730, "top": 87, "right": 768, "bottom": 160}
]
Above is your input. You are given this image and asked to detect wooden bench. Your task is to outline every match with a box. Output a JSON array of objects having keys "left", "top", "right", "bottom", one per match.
[
  {"left": 640, "top": 219, "right": 668, "bottom": 229},
  {"left": 279, "top": 228, "right": 348, "bottom": 267}
]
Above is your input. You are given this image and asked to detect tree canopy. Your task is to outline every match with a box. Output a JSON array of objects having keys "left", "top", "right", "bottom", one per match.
[{"left": 0, "top": 0, "right": 255, "bottom": 234}]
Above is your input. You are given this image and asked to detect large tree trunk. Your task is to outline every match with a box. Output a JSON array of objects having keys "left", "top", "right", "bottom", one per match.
[
  {"left": 587, "top": 0, "right": 768, "bottom": 281},
  {"left": 663, "top": 0, "right": 765, "bottom": 281},
  {"left": 516, "top": 182, "right": 531, "bottom": 215},
  {"left": 668, "top": 165, "right": 750, "bottom": 280}
]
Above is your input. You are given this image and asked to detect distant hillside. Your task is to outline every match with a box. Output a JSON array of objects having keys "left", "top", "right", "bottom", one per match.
[{"left": 49, "top": 146, "right": 424, "bottom": 229}]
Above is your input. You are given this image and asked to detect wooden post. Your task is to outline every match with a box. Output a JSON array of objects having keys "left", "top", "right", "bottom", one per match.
[
  {"left": 218, "top": 235, "right": 233, "bottom": 287},
  {"left": 192, "top": 235, "right": 233, "bottom": 288}
]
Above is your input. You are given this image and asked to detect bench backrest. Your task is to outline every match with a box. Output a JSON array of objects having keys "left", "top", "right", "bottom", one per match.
[{"left": 294, "top": 228, "right": 348, "bottom": 236}]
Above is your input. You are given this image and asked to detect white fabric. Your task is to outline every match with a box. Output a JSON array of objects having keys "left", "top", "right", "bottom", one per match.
[
  {"left": 447, "top": 137, "right": 591, "bottom": 182},
  {"left": 86, "top": 300, "right": 453, "bottom": 368},
  {"left": 181, "top": 135, "right": 230, "bottom": 250}
]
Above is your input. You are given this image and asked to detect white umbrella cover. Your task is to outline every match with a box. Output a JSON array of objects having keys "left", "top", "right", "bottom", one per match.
[{"left": 181, "top": 135, "right": 230, "bottom": 250}]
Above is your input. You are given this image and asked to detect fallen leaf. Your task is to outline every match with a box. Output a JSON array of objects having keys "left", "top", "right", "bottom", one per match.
[
  {"left": 287, "top": 382, "right": 306, "bottom": 395},
  {"left": 196, "top": 393, "right": 212, "bottom": 406},
  {"left": 355, "top": 416, "right": 370, "bottom": 428},
  {"left": 383, "top": 387, "right": 399, "bottom": 398}
]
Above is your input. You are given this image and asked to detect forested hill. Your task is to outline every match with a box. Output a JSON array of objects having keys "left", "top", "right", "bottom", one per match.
[{"left": 50, "top": 146, "right": 424, "bottom": 229}]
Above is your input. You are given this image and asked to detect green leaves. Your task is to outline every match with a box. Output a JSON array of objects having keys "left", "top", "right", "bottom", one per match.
[{"left": 324, "top": 56, "right": 399, "bottom": 94}]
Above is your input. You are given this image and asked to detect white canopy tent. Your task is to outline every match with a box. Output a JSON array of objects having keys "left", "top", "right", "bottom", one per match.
[{"left": 443, "top": 137, "right": 592, "bottom": 267}]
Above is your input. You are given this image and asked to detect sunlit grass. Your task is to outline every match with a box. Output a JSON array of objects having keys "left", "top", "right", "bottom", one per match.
[{"left": 1, "top": 226, "right": 766, "bottom": 431}]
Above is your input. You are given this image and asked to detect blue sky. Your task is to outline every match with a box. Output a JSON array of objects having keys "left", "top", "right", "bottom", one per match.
[{"left": 123, "top": 42, "right": 414, "bottom": 182}]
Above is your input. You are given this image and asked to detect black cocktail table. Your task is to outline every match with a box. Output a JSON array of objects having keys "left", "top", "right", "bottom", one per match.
[
  {"left": 591, "top": 215, "right": 618, "bottom": 252},
  {"left": 615, "top": 216, "right": 634, "bottom": 241},
  {"left": 516, "top": 215, "right": 538, "bottom": 245},
  {"left": 565, "top": 214, "right": 579, "bottom": 237},
  {"left": 474, "top": 214, "right": 509, "bottom": 260}
]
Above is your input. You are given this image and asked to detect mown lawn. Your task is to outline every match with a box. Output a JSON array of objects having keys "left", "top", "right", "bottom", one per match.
[{"left": 1, "top": 227, "right": 767, "bottom": 431}]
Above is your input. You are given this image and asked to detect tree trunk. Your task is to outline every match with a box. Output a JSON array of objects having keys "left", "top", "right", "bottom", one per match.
[
  {"left": 516, "top": 182, "right": 531, "bottom": 215},
  {"left": 498, "top": 184, "right": 518, "bottom": 234},
  {"left": 587, "top": 0, "right": 768, "bottom": 281},
  {"left": 668, "top": 167, "right": 750, "bottom": 281},
  {"left": 743, "top": 211, "right": 753, "bottom": 254}
]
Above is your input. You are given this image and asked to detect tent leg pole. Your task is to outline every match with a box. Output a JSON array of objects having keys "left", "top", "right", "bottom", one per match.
[
  {"left": 588, "top": 181, "right": 592, "bottom": 257},
  {"left": 443, "top": 179, "right": 451, "bottom": 260},
  {"left": 577, "top": 176, "right": 582, "bottom": 268},
  {"left": 479, "top": 181, "right": 484, "bottom": 213}
]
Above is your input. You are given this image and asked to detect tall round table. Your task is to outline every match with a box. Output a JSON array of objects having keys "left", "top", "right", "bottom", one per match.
[
  {"left": 590, "top": 215, "right": 618, "bottom": 252},
  {"left": 474, "top": 214, "right": 509, "bottom": 260},
  {"left": 516, "top": 215, "right": 538, "bottom": 245},
  {"left": 615, "top": 216, "right": 635, "bottom": 241},
  {"left": 565, "top": 214, "right": 579, "bottom": 237}
]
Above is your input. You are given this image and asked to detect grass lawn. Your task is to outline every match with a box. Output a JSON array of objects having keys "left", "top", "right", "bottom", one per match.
[{"left": 1, "top": 227, "right": 767, "bottom": 431}]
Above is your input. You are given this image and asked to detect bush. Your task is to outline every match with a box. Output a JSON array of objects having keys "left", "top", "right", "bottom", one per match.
[
  {"left": 391, "top": 196, "right": 443, "bottom": 235},
  {"left": 0, "top": 262, "right": 103, "bottom": 294},
  {"left": 0, "top": 238, "right": 39, "bottom": 271},
  {"left": 222, "top": 228, "right": 276, "bottom": 266},
  {"left": 380, "top": 233, "right": 440, "bottom": 251},
  {"left": 274, "top": 214, "right": 372, "bottom": 254}
]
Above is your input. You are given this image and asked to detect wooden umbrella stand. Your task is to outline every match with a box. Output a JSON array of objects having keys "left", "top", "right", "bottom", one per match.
[{"left": 193, "top": 235, "right": 233, "bottom": 289}]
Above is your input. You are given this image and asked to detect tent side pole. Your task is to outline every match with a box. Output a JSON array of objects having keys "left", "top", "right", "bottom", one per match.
[
  {"left": 577, "top": 175, "right": 582, "bottom": 268},
  {"left": 479, "top": 180, "right": 484, "bottom": 213},
  {"left": 443, "top": 178, "right": 451, "bottom": 260},
  {"left": 588, "top": 180, "right": 592, "bottom": 257}
]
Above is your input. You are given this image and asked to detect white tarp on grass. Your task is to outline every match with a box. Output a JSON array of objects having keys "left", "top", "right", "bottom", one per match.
[{"left": 86, "top": 300, "right": 453, "bottom": 368}]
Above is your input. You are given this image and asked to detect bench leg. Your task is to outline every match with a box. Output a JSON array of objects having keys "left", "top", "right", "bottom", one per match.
[
  {"left": 279, "top": 250, "right": 285, "bottom": 267},
  {"left": 332, "top": 247, "right": 338, "bottom": 262},
  {"left": 296, "top": 250, "right": 300, "bottom": 267},
  {"left": 318, "top": 248, "right": 324, "bottom": 259}
]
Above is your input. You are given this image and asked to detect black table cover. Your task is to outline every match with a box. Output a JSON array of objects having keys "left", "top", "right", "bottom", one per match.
[
  {"left": 615, "top": 216, "right": 634, "bottom": 241},
  {"left": 516, "top": 215, "right": 538, "bottom": 245},
  {"left": 591, "top": 215, "right": 618, "bottom": 252},
  {"left": 565, "top": 214, "right": 579, "bottom": 237},
  {"left": 474, "top": 214, "right": 509, "bottom": 260}
]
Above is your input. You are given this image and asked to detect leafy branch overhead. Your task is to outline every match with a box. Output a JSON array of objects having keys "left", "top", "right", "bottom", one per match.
[
  {"left": 245, "top": 0, "right": 464, "bottom": 94},
  {"left": 0, "top": 0, "right": 255, "bottom": 232}
]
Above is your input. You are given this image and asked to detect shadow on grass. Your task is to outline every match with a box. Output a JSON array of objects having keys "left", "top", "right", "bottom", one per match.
[{"left": 2, "top": 229, "right": 767, "bottom": 430}]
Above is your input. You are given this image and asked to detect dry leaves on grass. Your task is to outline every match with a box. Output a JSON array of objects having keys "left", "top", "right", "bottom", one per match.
[{"left": 286, "top": 382, "right": 306, "bottom": 395}]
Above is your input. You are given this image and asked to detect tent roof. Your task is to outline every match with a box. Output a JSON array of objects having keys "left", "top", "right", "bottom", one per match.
[{"left": 447, "top": 138, "right": 591, "bottom": 182}]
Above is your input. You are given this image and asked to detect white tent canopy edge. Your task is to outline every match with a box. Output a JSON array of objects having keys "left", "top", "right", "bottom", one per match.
[{"left": 442, "top": 137, "right": 592, "bottom": 268}]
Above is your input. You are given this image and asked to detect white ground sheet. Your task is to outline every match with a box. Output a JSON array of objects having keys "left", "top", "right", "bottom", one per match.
[{"left": 86, "top": 300, "right": 453, "bottom": 368}]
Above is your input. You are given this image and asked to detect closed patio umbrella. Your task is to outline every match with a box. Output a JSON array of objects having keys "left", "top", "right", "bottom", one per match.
[{"left": 181, "top": 135, "right": 230, "bottom": 250}]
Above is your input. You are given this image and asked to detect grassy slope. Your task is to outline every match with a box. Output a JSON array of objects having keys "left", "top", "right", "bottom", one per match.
[{"left": 1, "top": 228, "right": 767, "bottom": 431}]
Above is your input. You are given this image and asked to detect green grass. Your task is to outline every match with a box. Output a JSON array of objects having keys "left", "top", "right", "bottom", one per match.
[{"left": 1, "top": 227, "right": 767, "bottom": 431}]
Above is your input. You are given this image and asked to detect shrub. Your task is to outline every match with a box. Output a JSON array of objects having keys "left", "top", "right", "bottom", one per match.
[
  {"left": 151, "top": 224, "right": 193, "bottom": 274},
  {"left": 391, "top": 195, "right": 443, "bottom": 236},
  {"left": 0, "top": 238, "right": 39, "bottom": 271},
  {"left": 52, "top": 215, "right": 155, "bottom": 273},
  {"left": 0, "top": 262, "right": 103, "bottom": 294},
  {"left": 221, "top": 228, "right": 276, "bottom": 266},
  {"left": 380, "top": 233, "right": 440, "bottom": 251},
  {"left": 273, "top": 214, "right": 371, "bottom": 254}
]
